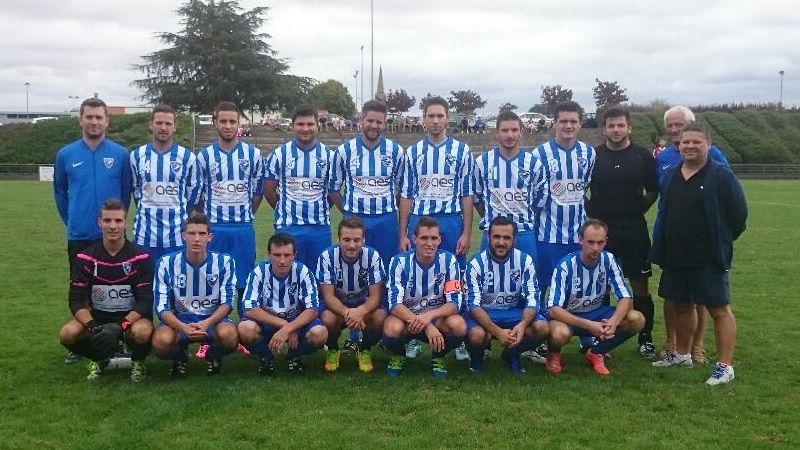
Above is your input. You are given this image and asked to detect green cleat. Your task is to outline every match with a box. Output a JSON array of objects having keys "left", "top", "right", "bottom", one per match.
[
  {"left": 130, "top": 361, "right": 147, "bottom": 382},
  {"left": 431, "top": 357, "right": 448, "bottom": 378},
  {"left": 86, "top": 360, "right": 107, "bottom": 380},
  {"left": 386, "top": 355, "right": 406, "bottom": 377},
  {"left": 356, "top": 351, "right": 374, "bottom": 372},
  {"left": 324, "top": 349, "right": 341, "bottom": 372}
]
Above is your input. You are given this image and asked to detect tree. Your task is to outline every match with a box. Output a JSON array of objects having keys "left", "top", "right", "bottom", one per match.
[
  {"left": 540, "top": 85, "right": 573, "bottom": 116},
  {"left": 498, "top": 102, "right": 518, "bottom": 112},
  {"left": 309, "top": 80, "right": 356, "bottom": 117},
  {"left": 593, "top": 79, "right": 629, "bottom": 111},
  {"left": 527, "top": 103, "right": 547, "bottom": 114},
  {"left": 448, "top": 90, "right": 487, "bottom": 115},
  {"left": 386, "top": 89, "right": 416, "bottom": 113},
  {"left": 133, "top": 0, "right": 297, "bottom": 113},
  {"left": 418, "top": 92, "right": 441, "bottom": 111}
]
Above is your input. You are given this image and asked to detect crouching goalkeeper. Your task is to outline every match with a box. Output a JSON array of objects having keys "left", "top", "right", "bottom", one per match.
[{"left": 58, "top": 198, "right": 154, "bottom": 382}]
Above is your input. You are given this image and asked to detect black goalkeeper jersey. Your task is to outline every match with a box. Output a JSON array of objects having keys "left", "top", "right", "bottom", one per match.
[{"left": 69, "top": 240, "right": 154, "bottom": 322}]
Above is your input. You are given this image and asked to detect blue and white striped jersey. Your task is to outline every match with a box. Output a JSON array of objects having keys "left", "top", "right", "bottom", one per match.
[
  {"left": 387, "top": 249, "right": 462, "bottom": 314},
  {"left": 153, "top": 250, "right": 236, "bottom": 320},
  {"left": 131, "top": 143, "right": 202, "bottom": 248},
  {"left": 196, "top": 141, "right": 264, "bottom": 224},
  {"left": 265, "top": 141, "right": 335, "bottom": 227},
  {"left": 546, "top": 250, "right": 631, "bottom": 315},
  {"left": 473, "top": 148, "right": 547, "bottom": 231},
  {"left": 331, "top": 135, "right": 405, "bottom": 215},
  {"left": 465, "top": 249, "right": 539, "bottom": 311},
  {"left": 531, "top": 139, "right": 595, "bottom": 244},
  {"left": 400, "top": 137, "right": 474, "bottom": 215},
  {"left": 316, "top": 244, "right": 385, "bottom": 306},
  {"left": 241, "top": 260, "right": 319, "bottom": 321}
]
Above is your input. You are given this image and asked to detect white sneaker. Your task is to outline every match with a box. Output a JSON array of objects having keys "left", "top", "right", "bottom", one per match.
[
  {"left": 522, "top": 343, "right": 547, "bottom": 364},
  {"left": 652, "top": 351, "right": 693, "bottom": 368},
  {"left": 454, "top": 343, "right": 470, "bottom": 361},
  {"left": 405, "top": 339, "right": 422, "bottom": 358},
  {"left": 705, "top": 362, "right": 735, "bottom": 385}
]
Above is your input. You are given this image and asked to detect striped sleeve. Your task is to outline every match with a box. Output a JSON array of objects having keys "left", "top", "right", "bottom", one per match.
[
  {"left": 330, "top": 144, "right": 345, "bottom": 192},
  {"left": 368, "top": 249, "right": 385, "bottom": 284},
  {"left": 298, "top": 265, "right": 319, "bottom": 311},
  {"left": 459, "top": 147, "right": 475, "bottom": 197},
  {"left": 153, "top": 254, "right": 174, "bottom": 318},
  {"left": 242, "top": 262, "right": 266, "bottom": 313},
  {"left": 399, "top": 147, "right": 415, "bottom": 199},
  {"left": 316, "top": 248, "right": 336, "bottom": 285},
  {"left": 219, "top": 254, "right": 237, "bottom": 309},
  {"left": 604, "top": 252, "right": 631, "bottom": 300},
  {"left": 465, "top": 254, "right": 484, "bottom": 310},
  {"left": 521, "top": 254, "right": 540, "bottom": 310},
  {"left": 387, "top": 254, "right": 407, "bottom": 311},
  {"left": 185, "top": 151, "right": 202, "bottom": 207},
  {"left": 546, "top": 258, "right": 572, "bottom": 309}
]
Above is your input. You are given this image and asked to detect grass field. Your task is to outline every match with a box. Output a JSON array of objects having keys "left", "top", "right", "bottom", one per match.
[{"left": 0, "top": 180, "right": 798, "bottom": 449}]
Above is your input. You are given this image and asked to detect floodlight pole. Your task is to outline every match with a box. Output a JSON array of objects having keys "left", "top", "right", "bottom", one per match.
[
  {"left": 779, "top": 70, "right": 785, "bottom": 110},
  {"left": 24, "top": 82, "right": 30, "bottom": 112}
]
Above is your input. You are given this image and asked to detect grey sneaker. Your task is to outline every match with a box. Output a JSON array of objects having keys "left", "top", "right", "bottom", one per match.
[{"left": 652, "top": 351, "right": 693, "bottom": 368}]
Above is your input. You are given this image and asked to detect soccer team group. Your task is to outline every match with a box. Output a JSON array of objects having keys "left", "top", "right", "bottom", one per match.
[{"left": 54, "top": 96, "right": 747, "bottom": 386}]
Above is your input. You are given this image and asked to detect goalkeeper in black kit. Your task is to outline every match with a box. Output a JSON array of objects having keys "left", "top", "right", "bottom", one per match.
[{"left": 58, "top": 198, "right": 155, "bottom": 382}]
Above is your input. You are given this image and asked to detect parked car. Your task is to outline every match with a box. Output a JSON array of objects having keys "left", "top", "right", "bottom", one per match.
[
  {"left": 31, "top": 116, "right": 59, "bottom": 124},
  {"left": 518, "top": 112, "right": 554, "bottom": 130},
  {"left": 582, "top": 112, "right": 598, "bottom": 128},
  {"left": 197, "top": 114, "right": 213, "bottom": 125}
]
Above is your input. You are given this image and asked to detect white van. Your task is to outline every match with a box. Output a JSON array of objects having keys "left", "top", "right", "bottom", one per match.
[
  {"left": 197, "top": 114, "right": 213, "bottom": 125},
  {"left": 31, "top": 116, "right": 59, "bottom": 124}
]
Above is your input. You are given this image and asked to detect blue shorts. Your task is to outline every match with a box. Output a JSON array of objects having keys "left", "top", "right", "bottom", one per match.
[
  {"left": 254, "top": 317, "right": 325, "bottom": 340},
  {"left": 408, "top": 213, "right": 465, "bottom": 268},
  {"left": 465, "top": 308, "right": 546, "bottom": 330},
  {"left": 277, "top": 224, "right": 331, "bottom": 274},
  {"left": 535, "top": 241, "right": 580, "bottom": 292},
  {"left": 480, "top": 229, "right": 538, "bottom": 262},
  {"left": 560, "top": 306, "right": 615, "bottom": 337},
  {"left": 144, "top": 245, "right": 184, "bottom": 263},
  {"left": 208, "top": 222, "right": 255, "bottom": 289},
  {"left": 158, "top": 315, "right": 234, "bottom": 344},
  {"left": 349, "top": 212, "right": 398, "bottom": 270},
  {"left": 658, "top": 267, "right": 730, "bottom": 306}
]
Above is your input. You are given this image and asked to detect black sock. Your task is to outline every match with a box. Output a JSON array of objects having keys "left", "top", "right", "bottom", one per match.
[{"left": 633, "top": 294, "right": 655, "bottom": 343}]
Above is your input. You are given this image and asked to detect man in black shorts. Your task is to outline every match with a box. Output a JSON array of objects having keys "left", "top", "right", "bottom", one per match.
[
  {"left": 58, "top": 199, "right": 154, "bottom": 381},
  {"left": 650, "top": 123, "right": 747, "bottom": 385},
  {"left": 586, "top": 106, "right": 659, "bottom": 358}
]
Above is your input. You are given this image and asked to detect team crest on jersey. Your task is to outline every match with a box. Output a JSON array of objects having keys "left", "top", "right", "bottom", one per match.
[
  {"left": 285, "top": 157, "right": 296, "bottom": 171},
  {"left": 239, "top": 160, "right": 250, "bottom": 173},
  {"left": 290, "top": 282, "right": 299, "bottom": 295},
  {"left": 141, "top": 160, "right": 151, "bottom": 172},
  {"left": 445, "top": 154, "right": 457, "bottom": 167},
  {"left": 350, "top": 156, "right": 361, "bottom": 170},
  {"left": 316, "top": 158, "right": 328, "bottom": 170},
  {"left": 578, "top": 157, "right": 588, "bottom": 169},
  {"left": 381, "top": 156, "right": 393, "bottom": 169},
  {"left": 122, "top": 262, "right": 132, "bottom": 275},
  {"left": 548, "top": 159, "right": 560, "bottom": 174},
  {"left": 103, "top": 158, "right": 114, "bottom": 169},
  {"left": 175, "top": 274, "right": 186, "bottom": 289},
  {"left": 170, "top": 161, "right": 183, "bottom": 173},
  {"left": 358, "top": 268, "right": 368, "bottom": 283},
  {"left": 435, "top": 273, "right": 445, "bottom": 285},
  {"left": 207, "top": 274, "right": 218, "bottom": 286},
  {"left": 597, "top": 270, "right": 606, "bottom": 286},
  {"left": 510, "top": 269, "right": 521, "bottom": 282},
  {"left": 518, "top": 169, "right": 531, "bottom": 181},
  {"left": 209, "top": 162, "right": 219, "bottom": 175},
  {"left": 572, "top": 277, "right": 581, "bottom": 288}
]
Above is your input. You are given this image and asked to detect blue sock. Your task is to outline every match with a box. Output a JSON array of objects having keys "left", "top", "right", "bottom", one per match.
[
  {"left": 205, "top": 340, "right": 234, "bottom": 360},
  {"left": 382, "top": 336, "right": 407, "bottom": 356},
  {"left": 513, "top": 336, "right": 542, "bottom": 355},
  {"left": 287, "top": 338, "right": 320, "bottom": 359},
  {"left": 467, "top": 342, "right": 485, "bottom": 362},
  {"left": 592, "top": 330, "right": 634, "bottom": 354},
  {"left": 165, "top": 343, "right": 189, "bottom": 362},
  {"left": 246, "top": 336, "right": 274, "bottom": 360}
]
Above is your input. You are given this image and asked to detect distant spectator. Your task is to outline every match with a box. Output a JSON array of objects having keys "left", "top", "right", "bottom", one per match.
[{"left": 652, "top": 139, "right": 666, "bottom": 158}]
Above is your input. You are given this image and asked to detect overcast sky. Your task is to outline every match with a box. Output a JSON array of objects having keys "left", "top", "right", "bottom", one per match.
[{"left": 2, "top": 0, "right": 798, "bottom": 115}]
